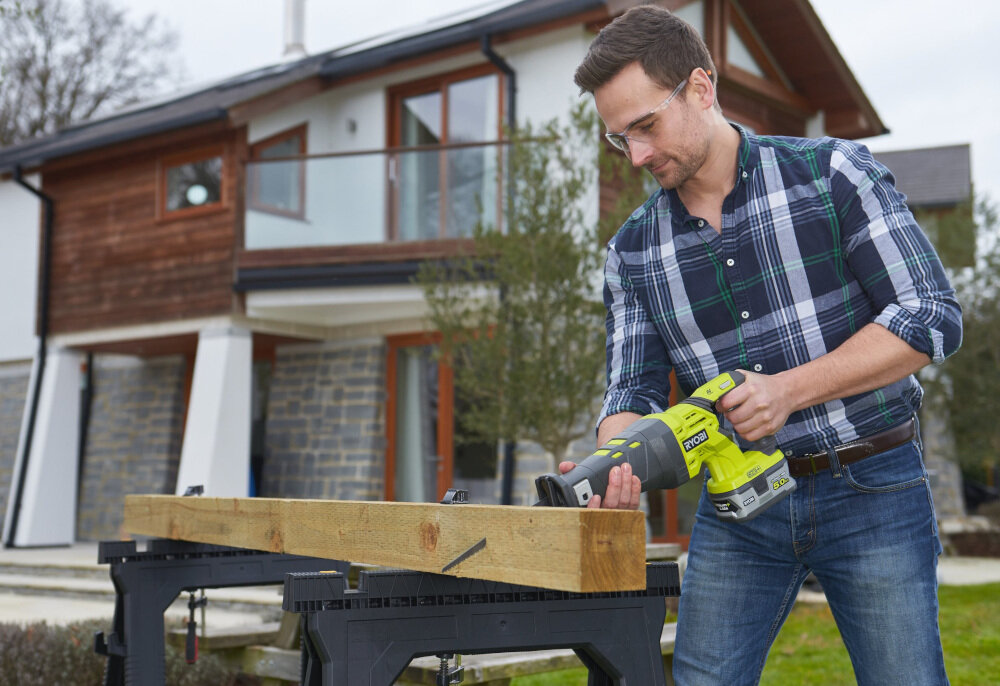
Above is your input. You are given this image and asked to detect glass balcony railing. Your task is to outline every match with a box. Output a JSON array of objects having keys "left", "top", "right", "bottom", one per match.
[{"left": 244, "top": 141, "right": 506, "bottom": 251}]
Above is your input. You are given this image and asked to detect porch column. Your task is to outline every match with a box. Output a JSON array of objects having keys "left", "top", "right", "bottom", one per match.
[
  {"left": 175, "top": 326, "right": 252, "bottom": 497},
  {"left": 3, "top": 346, "right": 82, "bottom": 546}
]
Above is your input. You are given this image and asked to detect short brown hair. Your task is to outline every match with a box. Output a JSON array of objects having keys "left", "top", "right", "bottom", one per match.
[{"left": 574, "top": 5, "right": 717, "bottom": 94}]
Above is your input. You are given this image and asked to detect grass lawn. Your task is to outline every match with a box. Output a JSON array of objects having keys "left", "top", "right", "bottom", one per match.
[{"left": 510, "top": 583, "right": 1000, "bottom": 685}]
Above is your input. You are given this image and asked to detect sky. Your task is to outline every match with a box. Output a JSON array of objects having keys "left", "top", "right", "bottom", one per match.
[{"left": 125, "top": 0, "right": 1000, "bottom": 205}]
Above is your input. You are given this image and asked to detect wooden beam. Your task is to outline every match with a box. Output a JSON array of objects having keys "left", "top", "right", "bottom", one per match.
[{"left": 123, "top": 495, "right": 646, "bottom": 592}]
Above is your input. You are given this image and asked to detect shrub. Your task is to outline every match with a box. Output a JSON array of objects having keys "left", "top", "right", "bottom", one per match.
[{"left": 0, "top": 618, "right": 254, "bottom": 686}]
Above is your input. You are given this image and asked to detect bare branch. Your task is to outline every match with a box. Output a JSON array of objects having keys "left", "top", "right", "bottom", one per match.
[{"left": 0, "top": 0, "right": 183, "bottom": 146}]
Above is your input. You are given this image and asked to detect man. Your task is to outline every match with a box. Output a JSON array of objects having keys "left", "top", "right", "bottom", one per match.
[{"left": 566, "top": 5, "right": 962, "bottom": 685}]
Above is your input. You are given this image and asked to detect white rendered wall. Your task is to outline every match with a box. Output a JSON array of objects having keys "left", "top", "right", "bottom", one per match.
[
  {"left": 244, "top": 29, "right": 601, "bottom": 251},
  {"left": 2, "top": 346, "right": 81, "bottom": 546},
  {"left": 0, "top": 175, "right": 40, "bottom": 362},
  {"left": 245, "top": 52, "right": 484, "bottom": 249},
  {"left": 505, "top": 25, "right": 595, "bottom": 130},
  {"left": 174, "top": 326, "right": 252, "bottom": 497}
]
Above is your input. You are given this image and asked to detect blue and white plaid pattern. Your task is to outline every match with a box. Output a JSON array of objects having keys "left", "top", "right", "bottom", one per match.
[{"left": 600, "top": 127, "right": 962, "bottom": 455}]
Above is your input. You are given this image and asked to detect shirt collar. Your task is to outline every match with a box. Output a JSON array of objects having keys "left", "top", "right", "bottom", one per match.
[{"left": 662, "top": 122, "right": 759, "bottom": 227}]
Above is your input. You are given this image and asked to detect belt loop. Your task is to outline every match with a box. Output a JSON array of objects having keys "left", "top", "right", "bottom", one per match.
[
  {"left": 827, "top": 447, "right": 842, "bottom": 478},
  {"left": 911, "top": 415, "right": 922, "bottom": 452}
]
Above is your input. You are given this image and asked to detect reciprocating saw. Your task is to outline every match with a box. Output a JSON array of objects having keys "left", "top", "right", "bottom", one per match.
[{"left": 534, "top": 371, "right": 796, "bottom": 522}]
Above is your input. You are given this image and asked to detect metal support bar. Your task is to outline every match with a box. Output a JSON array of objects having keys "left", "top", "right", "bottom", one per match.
[
  {"left": 94, "top": 539, "right": 348, "bottom": 686},
  {"left": 284, "top": 562, "right": 680, "bottom": 686}
]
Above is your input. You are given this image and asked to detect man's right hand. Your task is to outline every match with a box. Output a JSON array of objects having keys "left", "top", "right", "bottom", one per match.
[{"left": 557, "top": 460, "right": 641, "bottom": 510}]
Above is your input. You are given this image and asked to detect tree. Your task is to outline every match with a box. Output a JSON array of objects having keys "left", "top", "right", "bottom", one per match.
[
  {"left": 0, "top": 0, "right": 183, "bottom": 147},
  {"left": 930, "top": 197, "right": 1000, "bottom": 479},
  {"left": 418, "top": 103, "right": 624, "bottom": 467}
]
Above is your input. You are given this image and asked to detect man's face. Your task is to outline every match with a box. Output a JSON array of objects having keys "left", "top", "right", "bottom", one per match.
[{"left": 594, "top": 62, "right": 706, "bottom": 190}]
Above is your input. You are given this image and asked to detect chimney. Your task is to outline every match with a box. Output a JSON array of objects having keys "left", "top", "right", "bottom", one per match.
[{"left": 283, "top": 0, "right": 307, "bottom": 61}]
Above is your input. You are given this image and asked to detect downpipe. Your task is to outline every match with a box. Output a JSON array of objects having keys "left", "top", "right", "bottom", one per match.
[{"left": 5, "top": 166, "right": 54, "bottom": 547}]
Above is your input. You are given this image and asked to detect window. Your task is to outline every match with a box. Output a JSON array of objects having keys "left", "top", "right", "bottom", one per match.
[
  {"left": 249, "top": 124, "right": 307, "bottom": 218},
  {"left": 385, "top": 334, "right": 499, "bottom": 503},
  {"left": 159, "top": 147, "right": 225, "bottom": 218},
  {"left": 386, "top": 334, "right": 453, "bottom": 502},
  {"left": 389, "top": 65, "right": 503, "bottom": 241}
]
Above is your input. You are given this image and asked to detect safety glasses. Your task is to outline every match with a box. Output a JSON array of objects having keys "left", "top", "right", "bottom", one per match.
[{"left": 604, "top": 78, "right": 688, "bottom": 156}]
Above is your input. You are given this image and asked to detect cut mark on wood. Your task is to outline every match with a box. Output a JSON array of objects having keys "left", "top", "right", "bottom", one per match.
[{"left": 441, "top": 537, "right": 487, "bottom": 573}]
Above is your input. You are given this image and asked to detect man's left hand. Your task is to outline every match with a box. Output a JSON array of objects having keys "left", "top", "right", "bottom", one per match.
[{"left": 557, "top": 460, "right": 641, "bottom": 510}]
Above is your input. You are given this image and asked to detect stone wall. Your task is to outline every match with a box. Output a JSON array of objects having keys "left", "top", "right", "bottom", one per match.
[
  {"left": 261, "top": 340, "right": 386, "bottom": 501},
  {"left": 76, "top": 354, "right": 187, "bottom": 540},
  {"left": 0, "top": 361, "right": 31, "bottom": 521}
]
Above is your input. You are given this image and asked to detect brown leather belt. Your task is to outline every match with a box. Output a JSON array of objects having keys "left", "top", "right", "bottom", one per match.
[{"left": 787, "top": 417, "right": 916, "bottom": 477}]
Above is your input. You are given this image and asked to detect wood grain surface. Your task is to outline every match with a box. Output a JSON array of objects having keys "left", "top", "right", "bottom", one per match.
[{"left": 123, "top": 495, "right": 646, "bottom": 592}]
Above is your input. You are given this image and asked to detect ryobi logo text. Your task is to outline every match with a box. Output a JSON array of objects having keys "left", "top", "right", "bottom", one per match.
[{"left": 683, "top": 430, "right": 710, "bottom": 452}]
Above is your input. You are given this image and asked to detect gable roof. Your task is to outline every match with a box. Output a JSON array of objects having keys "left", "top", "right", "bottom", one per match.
[
  {"left": 0, "top": 0, "right": 600, "bottom": 175},
  {"left": 0, "top": 0, "right": 882, "bottom": 175},
  {"left": 0, "top": 56, "right": 329, "bottom": 174},
  {"left": 874, "top": 144, "right": 972, "bottom": 209}
]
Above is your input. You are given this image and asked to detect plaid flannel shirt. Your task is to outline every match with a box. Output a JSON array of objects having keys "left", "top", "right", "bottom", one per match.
[{"left": 599, "top": 126, "right": 962, "bottom": 456}]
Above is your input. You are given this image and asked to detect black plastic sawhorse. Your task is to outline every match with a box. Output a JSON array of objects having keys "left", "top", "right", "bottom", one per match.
[
  {"left": 94, "top": 538, "right": 348, "bottom": 686},
  {"left": 284, "top": 561, "right": 680, "bottom": 685}
]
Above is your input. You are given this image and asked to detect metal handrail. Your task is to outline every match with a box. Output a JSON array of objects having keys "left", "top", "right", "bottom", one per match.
[{"left": 246, "top": 137, "right": 552, "bottom": 164}]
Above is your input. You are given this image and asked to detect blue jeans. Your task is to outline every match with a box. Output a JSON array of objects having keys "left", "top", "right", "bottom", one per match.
[{"left": 673, "top": 437, "right": 948, "bottom": 685}]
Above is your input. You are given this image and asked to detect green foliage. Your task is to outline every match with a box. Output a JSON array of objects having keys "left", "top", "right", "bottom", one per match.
[
  {"left": 0, "top": 0, "right": 37, "bottom": 18},
  {"left": 761, "top": 583, "right": 1000, "bottom": 685},
  {"left": 512, "top": 583, "right": 1000, "bottom": 685},
  {"left": 915, "top": 202, "right": 977, "bottom": 270},
  {"left": 927, "top": 197, "right": 1000, "bottom": 473},
  {"left": 417, "top": 102, "right": 615, "bottom": 465},
  {"left": 0, "top": 617, "right": 248, "bottom": 685},
  {"left": 0, "top": 620, "right": 106, "bottom": 685}
]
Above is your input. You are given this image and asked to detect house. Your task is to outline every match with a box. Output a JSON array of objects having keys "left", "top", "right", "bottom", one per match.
[{"left": 0, "top": 0, "right": 887, "bottom": 546}]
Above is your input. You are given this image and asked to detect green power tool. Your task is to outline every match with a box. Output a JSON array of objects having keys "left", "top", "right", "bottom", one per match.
[{"left": 534, "top": 371, "right": 796, "bottom": 522}]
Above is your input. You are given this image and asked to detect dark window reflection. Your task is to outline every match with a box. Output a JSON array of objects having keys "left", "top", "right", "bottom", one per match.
[{"left": 166, "top": 156, "right": 222, "bottom": 211}]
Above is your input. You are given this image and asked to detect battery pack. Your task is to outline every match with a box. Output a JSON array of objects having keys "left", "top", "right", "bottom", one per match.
[{"left": 708, "top": 459, "right": 796, "bottom": 522}]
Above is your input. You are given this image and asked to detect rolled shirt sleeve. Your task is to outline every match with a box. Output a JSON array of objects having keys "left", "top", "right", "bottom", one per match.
[
  {"left": 597, "top": 242, "right": 672, "bottom": 431},
  {"left": 830, "top": 140, "right": 963, "bottom": 364}
]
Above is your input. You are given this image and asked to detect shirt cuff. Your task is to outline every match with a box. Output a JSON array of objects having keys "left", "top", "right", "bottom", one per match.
[
  {"left": 596, "top": 394, "right": 665, "bottom": 434},
  {"left": 874, "top": 303, "right": 948, "bottom": 364}
]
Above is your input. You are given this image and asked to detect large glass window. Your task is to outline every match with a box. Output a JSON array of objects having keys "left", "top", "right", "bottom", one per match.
[
  {"left": 392, "top": 344, "right": 443, "bottom": 502},
  {"left": 386, "top": 335, "right": 501, "bottom": 504},
  {"left": 386, "top": 335, "right": 452, "bottom": 502},
  {"left": 391, "top": 67, "right": 502, "bottom": 241},
  {"left": 249, "top": 124, "right": 307, "bottom": 218}
]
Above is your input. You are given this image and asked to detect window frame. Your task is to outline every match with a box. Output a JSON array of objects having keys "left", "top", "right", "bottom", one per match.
[
  {"left": 156, "top": 145, "right": 228, "bottom": 221},
  {"left": 386, "top": 63, "right": 505, "bottom": 241},
  {"left": 384, "top": 332, "right": 455, "bottom": 502},
  {"left": 248, "top": 123, "right": 309, "bottom": 220}
]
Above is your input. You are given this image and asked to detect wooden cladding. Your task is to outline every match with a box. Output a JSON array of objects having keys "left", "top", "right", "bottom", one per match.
[{"left": 42, "top": 128, "right": 243, "bottom": 335}]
